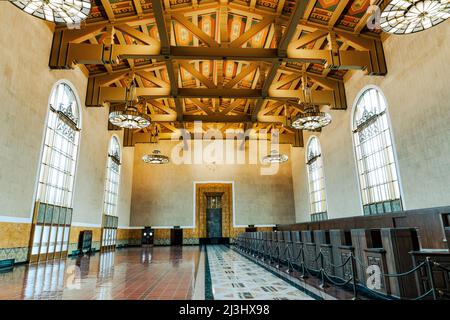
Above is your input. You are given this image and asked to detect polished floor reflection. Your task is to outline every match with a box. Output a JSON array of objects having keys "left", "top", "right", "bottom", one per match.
[
  {"left": 0, "top": 246, "right": 200, "bottom": 300},
  {"left": 0, "top": 245, "right": 316, "bottom": 300},
  {"left": 207, "top": 246, "right": 314, "bottom": 300}
]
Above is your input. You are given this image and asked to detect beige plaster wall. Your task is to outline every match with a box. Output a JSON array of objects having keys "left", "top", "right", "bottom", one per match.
[{"left": 130, "top": 140, "right": 295, "bottom": 227}]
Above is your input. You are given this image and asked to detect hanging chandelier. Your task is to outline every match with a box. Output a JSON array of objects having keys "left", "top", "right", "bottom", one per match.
[
  {"left": 262, "top": 150, "right": 289, "bottom": 164},
  {"left": 142, "top": 149, "right": 170, "bottom": 164},
  {"left": 10, "top": 0, "right": 92, "bottom": 24},
  {"left": 108, "top": 81, "right": 151, "bottom": 130},
  {"left": 381, "top": 0, "right": 450, "bottom": 35},
  {"left": 290, "top": 84, "right": 332, "bottom": 131},
  {"left": 142, "top": 128, "right": 170, "bottom": 164}
]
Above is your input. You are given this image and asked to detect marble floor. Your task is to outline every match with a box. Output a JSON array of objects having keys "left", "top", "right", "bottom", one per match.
[
  {"left": 0, "top": 246, "right": 200, "bottom": 300},
  {"left": 0, "top": 245, "right": 315, "bottom": 300},
  {"left": 207, "top": 245, "right": 314, "bottom": 300}
]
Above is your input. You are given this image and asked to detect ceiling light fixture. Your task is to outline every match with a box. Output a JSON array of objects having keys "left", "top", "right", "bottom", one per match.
[
  {"left": 142, "top": 149, "right": 170, "bottom": 164},
  {"left": 10, "top": 0, "right": 92, "bottom": 24},
  {"left": 142, "top": 127, "right": 170, "bottom": 164},
  {"left": 290, "top": 82, "right": 332, "bottom": 131},
  {"left": 262, "top": 150, "right": 289, "bottom": 164},
  {"left": 381, "top": 0, "right": 450, "bottom": 35},
  {"left": 108, "top": 80, "right": 151, "bottom": 130}
]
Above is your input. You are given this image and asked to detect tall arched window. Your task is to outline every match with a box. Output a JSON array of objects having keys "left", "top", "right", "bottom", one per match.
[
  {"left": 352, "top": 87, "right": 402, "bottom": 216},
  {"left": 101, "top": 136, "right": 121, "bottom": 250},
  {"left": 31, "top": 81, "right": 81, "bottom": 262},
  {"left": 103, "top": 136, "right": 121, "bottom": 216},
  {"left": 306, "top": 137, "right": 328, "bottom": 222}
]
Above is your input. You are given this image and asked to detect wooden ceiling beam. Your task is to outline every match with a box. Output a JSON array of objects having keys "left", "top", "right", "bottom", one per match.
[
  {"left": 150, "top": 0, "right": 171, "bottom": 54},
  {"left": 259, "top": 101, "right": 285, "bottom": 116},
  {"left": 229, "top": 16, "right": 275, "bottom": 48},
  {"left": 149, "top": 1, "right": 183, "bottom": 121},
  {"left": 171, "top": 13, "right": 219, "bottom": 47},
  {"left": 253, "top": 0, "right": 310, "bottom": 122},
  {"left": 115, "top": 31, "right": 135, "bottom": 69},
  {"left": 165, "top": 61, "right": 183, "bottom": 122},
  {"left": 278, "top": 0, "right": 310, "bottom": 55},
  {"left": 328, "top": 0, "right": 351, "bottom": 28},
  {"left": 133, "top": 0, "right": 143, "bottom": 18},
  {"left": 51, "top": 35, "right": 384, "bottom": 74},
  {"left": 270, "top": 72, "right": 302, "bottom": 90},
  {"left": 288, "top": 29, "right": 328, "bottom": 52},
  {"left": 224, "top": 63, "right": 259, "bottom": 89},
  {"left": 179, "top": 61, "right": 217, "bottom": 88},
  {"left": 303, "top": 0, "right": 318, "bottom": 20},
  {"left": 220, "top": 99, "right": 245, "bottom": 115},
  {"left": 114, "top": 23, "right": 160, "bottom": 47},
  {"left": 136, "top": 71, "right": 170, "bottom": 88},
  {"left": 89, "top": 86, "right": 339, "bottom": 105},
  {"left": 188, "top": 98, "right": 214, "bottom": 115},
  {"left": 100, "top": 0, "right": 116, "bottom": 23},
  {"left": 276, "top": 0, "right": 286, "bottom": 15},
  {"left": 47, "top": 0, "right": 389, "bottom": 140}
]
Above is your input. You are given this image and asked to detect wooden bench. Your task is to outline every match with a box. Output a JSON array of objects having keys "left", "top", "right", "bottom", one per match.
[{"left": 0, "top": 259, "right": 15, "bottom": 272}]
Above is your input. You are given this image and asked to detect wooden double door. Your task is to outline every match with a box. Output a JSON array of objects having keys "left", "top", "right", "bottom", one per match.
[{"left": 206, "top": 195, "right": 223, "bottom": 244}]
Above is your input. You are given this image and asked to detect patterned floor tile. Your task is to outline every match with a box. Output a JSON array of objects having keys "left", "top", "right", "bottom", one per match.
[{"left": 207, "top": 245, "right": 315, "bottom": 300}]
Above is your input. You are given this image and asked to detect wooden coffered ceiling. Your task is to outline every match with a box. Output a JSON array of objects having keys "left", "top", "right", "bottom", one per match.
[{"left": 49, "top": 0, "right": 388, "bottom": 146}]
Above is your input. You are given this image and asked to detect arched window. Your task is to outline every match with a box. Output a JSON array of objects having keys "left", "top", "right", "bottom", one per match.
[
  {"left": 352, "top": 87, "right": 402, "bottom": 215},
  {"left": 31, "top": 81, "right": 81, "bottom": 262},
  {"left": 101, "top": 136, "right": 121, "bottom": 250},
  {"left": 306, "top": 137, "right": 328, "bottom": 222},
  {"left": 103, "top": 136, "right": 121, "bottom": 216}
]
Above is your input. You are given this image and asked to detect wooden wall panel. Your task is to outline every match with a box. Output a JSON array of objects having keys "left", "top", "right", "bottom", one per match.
[{"left": 278, "top": 206, "right": 450, "bottom": 249}]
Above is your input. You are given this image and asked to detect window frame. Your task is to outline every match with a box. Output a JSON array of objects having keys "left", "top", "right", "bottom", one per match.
[
  {"left": 102, "top": 135, "right": 122, "bottom": 217},
  {"left": 34, "top": 80, "right": 82, "bottom": 209},
  {"left": 29, "top": 80, "right": 82, "bottom": 262},
  {"left": 305, "top": 136, "right": 328, "bottom": 221},
  {"left": 350, "top": 85, "right": 405, "bottom": 216}
]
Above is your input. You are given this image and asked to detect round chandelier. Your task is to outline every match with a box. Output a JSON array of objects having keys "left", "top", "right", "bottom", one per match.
[
  {"left": 262, "top": 150, "right": 289, "bottom": 164},
  {"left": 290, "top": 84, "right": 332, "bottom": 131},
  {"left": 10, "top": 0, "right": 92, "bottom": 24},
  {"left": 108, "top": 81, "right": 151, "bottom": 130},
  {"left": 291, "top": 106, "right": 332, "bottom": 131},
  {"left": 109, "top": 107, "right": 151, "bottom": 130},
  {"left": 142, "top": 128, "right": 170, "bottom": 164},
  {"left": 381, "top": 0, "right": 450, "bottom": 35},
  {"left": 142, "top": 149, "right": 170, "bottom": 164}
]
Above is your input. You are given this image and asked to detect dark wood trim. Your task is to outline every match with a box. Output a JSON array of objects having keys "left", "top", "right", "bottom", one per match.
[{"left": 278, "top": 206, "right": 450, "bottom": 249}]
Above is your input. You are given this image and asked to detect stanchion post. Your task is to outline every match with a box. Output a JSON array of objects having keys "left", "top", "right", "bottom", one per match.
[
  {"left": 425, "top": 257, "right": 437, "bottom": 300},
  {"left": 300, "top": 247, "right": 309, "bottom": 279},
  {"left": 351, "top": 252, "right": 359, "bottom": 300},
  {"left": 319, "top": 250, "right": 328, "bottom": 289}
]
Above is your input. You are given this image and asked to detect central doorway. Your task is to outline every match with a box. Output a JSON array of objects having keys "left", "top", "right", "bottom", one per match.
[
  {"left": 196, "top": 182, "right": 233, "bottom": 245},
  {"left": 206, "top": 194, "right": 222, "bottom": 244}
]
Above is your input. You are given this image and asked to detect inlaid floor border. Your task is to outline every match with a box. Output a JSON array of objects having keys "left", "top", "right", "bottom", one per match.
[{"left": 204, "top": 245, "right": 214, "bottom": 300}]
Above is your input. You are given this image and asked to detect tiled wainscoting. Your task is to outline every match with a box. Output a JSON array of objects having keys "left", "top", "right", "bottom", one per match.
[
  {"left": 0, "top": 221, "right": 31, "bottom": 263},
  {"left": 152, "top": 238, "right": 200, "bottom": 246},
  {"left": 0, "top": 247, "right": 29, "bottom": 263},
  {"left": 0, "top": 221, "right": 143, "bottom": 263}
]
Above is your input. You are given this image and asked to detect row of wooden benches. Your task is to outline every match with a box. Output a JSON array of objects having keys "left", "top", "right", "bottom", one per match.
[{"left": 235, "top": 228, "right": 450, "bottom": 300}]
